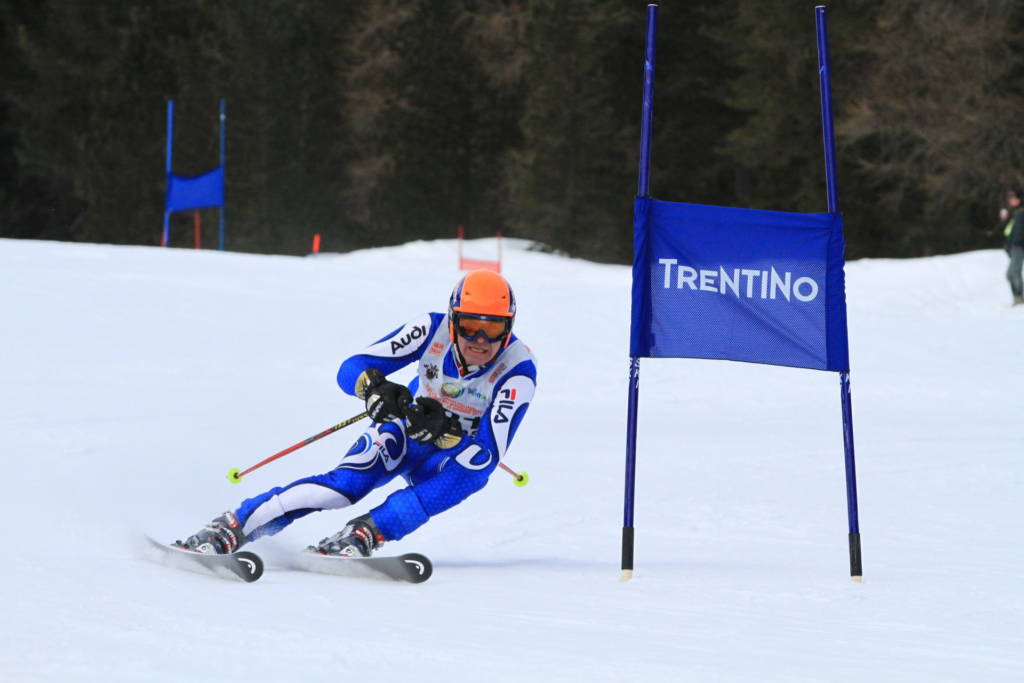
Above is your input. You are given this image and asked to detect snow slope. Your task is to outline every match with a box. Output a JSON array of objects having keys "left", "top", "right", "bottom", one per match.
[{"left": 1, "top": 237, "right": 1021, "bottom": 682}]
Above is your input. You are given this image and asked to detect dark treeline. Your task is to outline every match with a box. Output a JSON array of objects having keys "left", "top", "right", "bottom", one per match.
[{"left": 3, "top": 1, "right": 1023, "bottom": 261}]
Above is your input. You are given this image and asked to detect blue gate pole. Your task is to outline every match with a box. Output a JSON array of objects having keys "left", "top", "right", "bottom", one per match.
[
  {"left": 218, "top": 99, "right": 226, "bottom": 252},
  {"left": 621, "top": 2, "right": 658, "bottom": 581},
  {"left": 162, "top": 100, "right": 174, "bottom": 247},
  {"left": 816, "top": 5, "right": 863, "bottom": 581}
]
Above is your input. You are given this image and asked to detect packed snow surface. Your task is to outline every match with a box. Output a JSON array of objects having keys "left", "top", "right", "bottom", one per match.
[{"left": 1, "top": 237, "right": 1021, "bottom": 682}]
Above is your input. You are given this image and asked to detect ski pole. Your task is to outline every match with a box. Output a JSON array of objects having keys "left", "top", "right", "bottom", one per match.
[
  {"left": 227, "top": 411, "right": 368, "bottom": 483},
  {"left": 499, "top": 462, "right": 529, "bottom": 487}
]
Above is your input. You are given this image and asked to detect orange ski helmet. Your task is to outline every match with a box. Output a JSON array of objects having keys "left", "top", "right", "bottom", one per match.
[{"left": 448, "top": 270, "right": 516, "bottom": 348}]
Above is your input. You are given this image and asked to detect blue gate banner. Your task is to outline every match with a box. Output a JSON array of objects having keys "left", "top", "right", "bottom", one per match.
[
  {"left": 165, "top": 166, "right": 225, "bottom": 212},
  {"left": 630, "top": 198, "right": 849, "bottom": 371}
]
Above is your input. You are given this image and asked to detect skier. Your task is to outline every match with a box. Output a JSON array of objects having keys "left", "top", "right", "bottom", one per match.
[{"left": 178, "top": 269, "right": 536, "bottom": 558}]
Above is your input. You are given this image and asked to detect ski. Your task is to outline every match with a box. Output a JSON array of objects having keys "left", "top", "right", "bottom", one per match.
[
  {"left": 292, "top": 550, "right": 432, "bottom": 583},
  {"left": 144, "top": 536, "right": 264, "bottom": 583}
]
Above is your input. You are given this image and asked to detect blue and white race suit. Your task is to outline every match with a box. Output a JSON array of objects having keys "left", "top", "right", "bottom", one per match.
[{"left": 234, "top": 312, "right": 537, "bottom": 543}]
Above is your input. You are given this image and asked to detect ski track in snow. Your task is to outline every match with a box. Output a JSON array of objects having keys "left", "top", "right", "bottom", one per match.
[{"left": 0, "top": 237, "right": 1021, "bottom": 682}]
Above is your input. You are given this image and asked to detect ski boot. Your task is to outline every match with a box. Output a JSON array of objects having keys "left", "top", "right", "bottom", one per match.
[
  {"left": 176, "top": 511, "right": 246, "bottom": 554},
  {"left": 312, "top": 514, "right": 384, "bottom": 558}
]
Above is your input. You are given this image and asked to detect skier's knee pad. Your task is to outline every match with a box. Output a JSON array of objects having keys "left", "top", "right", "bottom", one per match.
[{"left": 336, "top": 421, "right": 409, "bottom": 477}]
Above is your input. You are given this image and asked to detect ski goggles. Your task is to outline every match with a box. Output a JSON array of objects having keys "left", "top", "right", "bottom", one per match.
[{"left": 455, "top": 315, "right": 510, "bottom": 343}]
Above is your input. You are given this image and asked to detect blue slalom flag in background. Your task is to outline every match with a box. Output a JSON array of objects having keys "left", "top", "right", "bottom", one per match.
[
  {"left": 165, "top": 167, "right": 225, "bottom": 212},
  {"left": 630, "top": 198, "right": 849, "bottom": 371}
]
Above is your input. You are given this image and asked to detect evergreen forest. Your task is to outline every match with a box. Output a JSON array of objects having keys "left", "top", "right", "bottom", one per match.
[{"left": 3, "top": 1, "right": 1023, "bottom": 261}]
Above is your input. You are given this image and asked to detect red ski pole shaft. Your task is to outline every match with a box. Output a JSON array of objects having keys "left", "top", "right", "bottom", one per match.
[
  {"left": 227, "top": 411, "right": 368, "bottom": 483},
  {"left": 499, "top": 462, "right": 529, "bottom": 487}
]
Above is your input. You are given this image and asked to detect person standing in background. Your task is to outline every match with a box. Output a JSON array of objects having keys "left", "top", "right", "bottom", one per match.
[{"left": 999, "top": 189, "right": 1024, "bottom": 306}]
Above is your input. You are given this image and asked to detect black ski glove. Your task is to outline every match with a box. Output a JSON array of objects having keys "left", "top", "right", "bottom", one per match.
[
  {"left": 357, "top": 369, "right": 412, "bottom": 423},
  {"left": 404, "top": 397, "right": 463, "bottom": 447}
]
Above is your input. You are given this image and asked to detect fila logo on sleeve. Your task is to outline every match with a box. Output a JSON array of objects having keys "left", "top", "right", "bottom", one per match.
[
  {"left": 493, "top": 388, "right": 517, "bottom": 423},
  {"left": 487, "top": 375, "right": 534, "bottom": 462}
]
